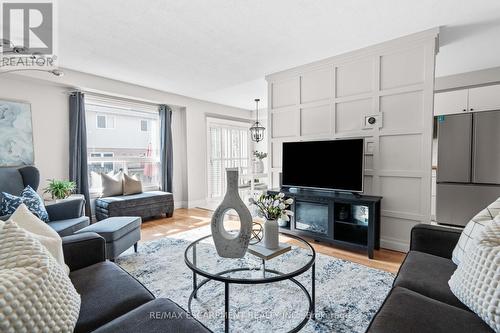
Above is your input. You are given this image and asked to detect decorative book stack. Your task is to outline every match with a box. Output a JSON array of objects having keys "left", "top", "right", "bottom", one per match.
[{"left": 248, "top": 242, "right": 291, "bottom": 260}]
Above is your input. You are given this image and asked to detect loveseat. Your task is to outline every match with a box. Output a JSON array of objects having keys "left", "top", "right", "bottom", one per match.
[
  {"left": 63, "top": 232, "right": 211, "bottom": 332},
  {"left": 366, "top": 224, "right": 494, "bottom": 333},
  {"left": 0, "top": 166, "right": 89, "bottom": 236}
]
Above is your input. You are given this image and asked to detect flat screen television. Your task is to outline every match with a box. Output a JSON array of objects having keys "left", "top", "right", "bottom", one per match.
[{"left": 282, "top": 139, "right": 364, "bottom": 192}]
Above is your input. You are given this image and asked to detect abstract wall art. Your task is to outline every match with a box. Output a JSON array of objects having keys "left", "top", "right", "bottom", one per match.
[{"left": 0, "top": 99, "right": 34, "bottom": 166}]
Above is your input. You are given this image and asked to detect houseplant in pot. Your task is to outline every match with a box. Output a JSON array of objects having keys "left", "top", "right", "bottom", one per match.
[
  {"left": 252, "top": 151, "right": 267, "bottom": 174},
  {"left": 249, "top": 193, "right": 293, "bottom": 249},
  {"left": 43, "top": 179, "right": 76, "bottom": 201}
]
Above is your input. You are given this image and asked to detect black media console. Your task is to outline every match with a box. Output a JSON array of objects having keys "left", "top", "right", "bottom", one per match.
[{"left": 268, "top": 188, "right": 382, "bottom": 259}]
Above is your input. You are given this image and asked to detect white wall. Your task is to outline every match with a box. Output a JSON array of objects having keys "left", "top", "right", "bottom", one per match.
[
  {"left": 172, "top": 106, "right": 189, "bottom": 207},
  {"left": 0, "top": 79, "right": 68, "bottom": 193},
  {"left": 265, "top": 28, "right": 439, "bottom": 252},
  {"left": 0, "top": 69, "right": 252, "bottom": 207},
  {"left": 435, "top": 66, "right": 500, "bottom": 92}
]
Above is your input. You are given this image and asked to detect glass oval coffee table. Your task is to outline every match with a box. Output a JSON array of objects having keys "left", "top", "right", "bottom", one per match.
[{"left": 184, "top": 233, "right": 316, "bottom": 333}]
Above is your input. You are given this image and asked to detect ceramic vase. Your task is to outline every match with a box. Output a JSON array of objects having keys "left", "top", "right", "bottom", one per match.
[
  {"left": 263, "top": 219, "right": 279, "bottom": 250},
  {"left": 211, "top": 168, "right": 253, "bottom": 258}
]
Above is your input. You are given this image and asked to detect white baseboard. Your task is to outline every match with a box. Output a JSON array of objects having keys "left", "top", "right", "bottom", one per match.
[
  {"left": 174, "top": 201, "right": 188, "bottom": 209},
  {"left": 380, "top": 237, "right": 409, "bottom": 253},
  {"left": 187, "top": 199, "right": 208, "bottom": 209}
]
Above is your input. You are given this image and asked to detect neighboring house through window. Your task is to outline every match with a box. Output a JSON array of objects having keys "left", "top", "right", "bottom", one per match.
[
  {"left": 96, "top": 114, "right": 115, "bottom": 129},
  {"left": 86, "top": 97, "right": 161, "bottom": 196},
  {"left": 90, "top": 152, "right": 115, "bottom": 172}
]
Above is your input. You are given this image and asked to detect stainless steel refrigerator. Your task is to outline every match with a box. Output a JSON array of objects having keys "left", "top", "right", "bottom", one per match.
[{"left": 436, "top": 110, "right": 500, "bottom": 226}]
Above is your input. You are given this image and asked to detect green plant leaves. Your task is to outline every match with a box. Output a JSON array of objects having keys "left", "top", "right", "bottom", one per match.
[{"left": 43, "top": 179, "right": 76, "bottom": 200}]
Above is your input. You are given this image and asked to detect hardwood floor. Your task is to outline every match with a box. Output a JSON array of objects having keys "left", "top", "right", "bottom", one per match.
[{"left": 140, "top": 208, "right": 406, "bottom": 274}]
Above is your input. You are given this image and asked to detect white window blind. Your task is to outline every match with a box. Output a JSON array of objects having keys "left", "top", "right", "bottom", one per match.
[{"left": 207, "top": 119, "right": 250, "bottom": 200}]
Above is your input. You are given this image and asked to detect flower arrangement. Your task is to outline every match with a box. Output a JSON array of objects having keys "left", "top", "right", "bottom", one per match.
[
  {"left": 249, "top": 193, "right": 294, "bottom": 222},
  {"left": 253, "top": 151, "right": 268, "bottom": 160},
  {"left": 43, "top": 179, "right": 76, "bottom": 200}
]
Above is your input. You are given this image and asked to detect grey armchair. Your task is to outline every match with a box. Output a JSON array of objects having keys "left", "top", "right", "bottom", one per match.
[{"left": 0, "top": 166, "right": 89, "bottom": 236}]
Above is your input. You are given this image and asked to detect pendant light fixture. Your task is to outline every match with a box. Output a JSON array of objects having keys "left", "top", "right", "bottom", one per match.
[{"left": 249, "top": 98, "right": 265, "bottom": 142}]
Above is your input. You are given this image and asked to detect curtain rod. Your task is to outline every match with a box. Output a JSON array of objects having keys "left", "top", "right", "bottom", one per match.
[{"left": 66, "top": 89, "right": 176, "bottom": 109}]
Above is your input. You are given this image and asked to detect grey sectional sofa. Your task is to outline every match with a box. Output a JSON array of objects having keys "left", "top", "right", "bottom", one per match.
[
  {"left": 63, "top": 232, "right": 211, "bottom": 333},
  {"left": 366, "top": 224, "right": 494, "bottom": 333},
  {"left": 0, "top": 166, "right": 89, "bottom": 235}
]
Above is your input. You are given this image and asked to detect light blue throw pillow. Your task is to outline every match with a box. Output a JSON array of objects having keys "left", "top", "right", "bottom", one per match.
[{"left": 0, "top": 186, "right": 50, "bottom": 222}]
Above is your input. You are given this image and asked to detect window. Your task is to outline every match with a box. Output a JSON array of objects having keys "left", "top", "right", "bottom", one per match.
[
  {"left": 86, "top": 99, "right": 161, "bottom": 196},
  {"left": 207, "top": 118, "right": 250, "bottom": 200},
  {"left": 96, "top": 115, "right": 106, "bottom": 128},
  {"left": 96, "top": 114, "right": 115, "bottom": 129},
  {"left": 90, "top": 152, "right": 115, "bottom": 172}
]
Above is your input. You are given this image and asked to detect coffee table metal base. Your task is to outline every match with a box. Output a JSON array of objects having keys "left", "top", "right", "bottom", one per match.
[{"left": 188, "top": 265, "right": 315, "bottom": 333}]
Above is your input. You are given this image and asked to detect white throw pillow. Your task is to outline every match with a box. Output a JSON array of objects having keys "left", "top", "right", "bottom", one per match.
[
  {"left": 9, "top": 204, "right": 69, "bottom": 274},
  {"left": 91, "top": 170, "right": 116, "bottom": 193},
  {"left": 101, "top": 171, "right": 123, "bottom": 197},
  {"left": 0, "top": 220, "right": 81, "bottom": 332},
  {"left": 449, "top": 218, "right": 500, "bottom": 332},
  {"left": 452, "top": 197, "right": 500, "bottom": 265},
  {"left": 123, "top": 173, "right": 143, "bottom": 195}
]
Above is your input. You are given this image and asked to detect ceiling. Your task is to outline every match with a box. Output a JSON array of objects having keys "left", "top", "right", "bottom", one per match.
[{"left": 58, "top": 0, "right": 500, "bottom": 109}]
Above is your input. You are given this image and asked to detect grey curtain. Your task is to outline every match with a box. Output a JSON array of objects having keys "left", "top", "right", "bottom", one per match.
[
  {"left": 69, "top": 92, "right": 91, "bottom": 218},
  {"left": 159, "top": 104, "right": 173, "bottom": 193}
]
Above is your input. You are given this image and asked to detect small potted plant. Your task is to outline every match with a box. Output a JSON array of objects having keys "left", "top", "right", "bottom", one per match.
[
  {"left": 249, "top": 193, "right": 293, "bottom": 249},
  {"left": 43, "top": 179, "right": 77, "bottom": 202},
  {"left": 252, "top": 150, "right": 267, "bottom": 174}
]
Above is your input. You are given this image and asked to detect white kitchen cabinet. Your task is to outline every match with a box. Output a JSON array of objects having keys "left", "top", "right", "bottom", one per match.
[
  {"left": 434, "top": 84, "right": 500, "bottom": 116},
  {"left": 434, "top": 89, "right": 468, "bottom": 116},
  {"left": 468, "top": 84, "right": 500, "bottom": 112}
]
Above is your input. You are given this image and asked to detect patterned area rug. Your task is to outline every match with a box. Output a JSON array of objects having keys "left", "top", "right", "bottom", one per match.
[{"left": 116, "top": 227, "right": 393, "bottom": 333}]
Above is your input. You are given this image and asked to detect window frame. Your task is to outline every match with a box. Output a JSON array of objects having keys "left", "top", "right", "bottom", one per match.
[{"left": 85, "top": 98, "right": 161, "bottom": 197}]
